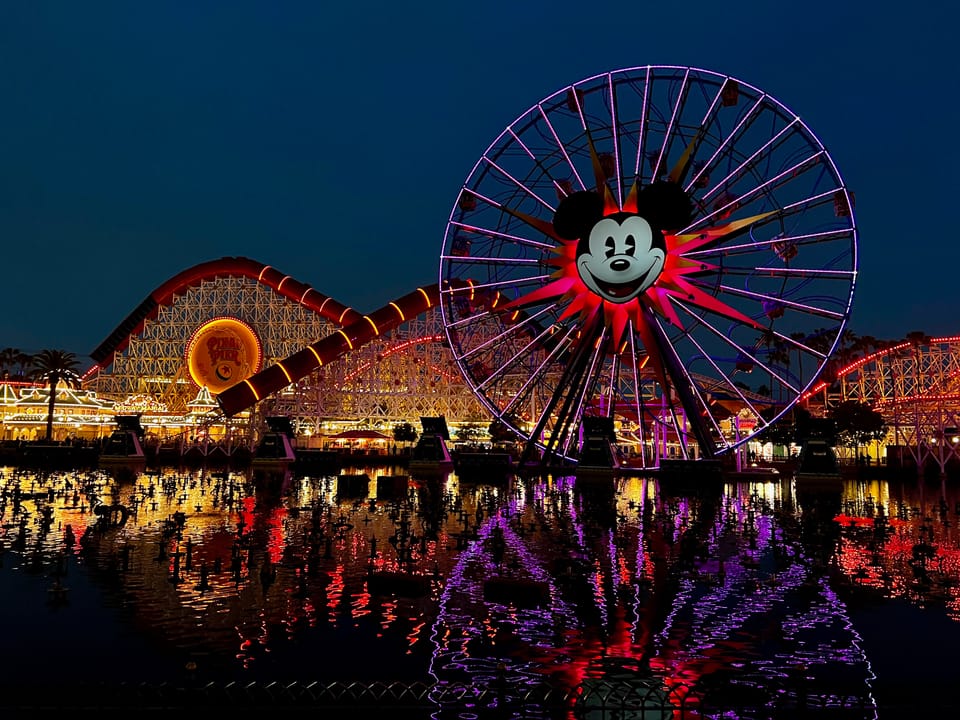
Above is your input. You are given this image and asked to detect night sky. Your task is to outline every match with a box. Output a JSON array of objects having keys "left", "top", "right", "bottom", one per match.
[{"left": 1, "top": 2, "right": 955, "bottom": 360}]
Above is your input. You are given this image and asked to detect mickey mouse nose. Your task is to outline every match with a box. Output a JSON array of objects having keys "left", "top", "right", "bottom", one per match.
[{"left": 610, "top": 259, "right": 630, "bottom": 272}]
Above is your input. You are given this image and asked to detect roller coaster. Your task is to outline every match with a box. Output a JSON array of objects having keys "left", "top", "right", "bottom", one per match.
[{"left": 817, "top": 335, "right": 960, "bottom": 475}]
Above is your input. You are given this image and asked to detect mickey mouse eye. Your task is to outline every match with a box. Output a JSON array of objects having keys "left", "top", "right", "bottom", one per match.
[
  {"left": 605, "top": 237, "right": 616, "bottom": 258},
  {"left": 625, "top": 234, "right": 636, "bottom": 255}
]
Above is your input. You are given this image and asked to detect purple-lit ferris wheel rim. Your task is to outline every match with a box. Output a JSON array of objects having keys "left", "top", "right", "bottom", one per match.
[{"left": 439, "top": 63, "right": 859, "bottom": 456}]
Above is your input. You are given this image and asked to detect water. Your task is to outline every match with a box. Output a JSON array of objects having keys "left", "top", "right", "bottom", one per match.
[{"left": 1, "top": 465, "right": 958, "bottom": 714}]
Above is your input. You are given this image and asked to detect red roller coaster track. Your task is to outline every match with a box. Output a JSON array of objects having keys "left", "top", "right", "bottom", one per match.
[{"left": 89, "top": 256, "right": 361, "bottom": 368}]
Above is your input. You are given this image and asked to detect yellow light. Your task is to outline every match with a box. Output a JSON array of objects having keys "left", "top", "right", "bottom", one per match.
[{"left": 336, "top": 330, "right": 354, "bottom": 350}]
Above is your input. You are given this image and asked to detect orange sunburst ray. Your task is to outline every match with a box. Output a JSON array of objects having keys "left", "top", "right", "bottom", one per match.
[
  {"left": 496, "top": 203, "right": 563, "bottom": 240},
  {"left": 667, "top": 129, "right": 704, "bottom": 186},
  {"left": 673, "top": 211, "right": 777, "bottom": 251}
]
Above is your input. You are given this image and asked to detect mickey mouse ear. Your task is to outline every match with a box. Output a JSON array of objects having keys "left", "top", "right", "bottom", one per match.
[
  {"left": 636, "top": 181, "right": 694, "bottom": 232},
  {"left": 553, "top": 191, "right": 604, "bottom": 239}
]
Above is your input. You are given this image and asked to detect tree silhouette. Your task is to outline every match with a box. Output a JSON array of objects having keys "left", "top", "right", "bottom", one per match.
[
  {"left": 31, "top": 349, "right": 81, "bottom": 441},
  {"left": 392, "top": 422, "right": 418, "bottom": 446},
  {"left": 488, "top": 419, "right": 517, "bottom": 444},
  {"left": 0, "top": 347, "right": 32, "bottom": 380},
  {"left": 829, "top": 400, "right": 887, "bottom": 453}
]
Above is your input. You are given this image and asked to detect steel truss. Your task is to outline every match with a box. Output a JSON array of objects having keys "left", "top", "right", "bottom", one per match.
[
  {"left": 832, "top": 335, "right": 960, "bottom": 473},
  {"left": 84, "top": 276, "right": 489, "bottom": 440}
]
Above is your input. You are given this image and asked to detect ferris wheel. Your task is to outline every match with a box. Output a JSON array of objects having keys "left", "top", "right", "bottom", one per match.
[{"left": 439, "top": 65, "right": 858, "bottom": 468}]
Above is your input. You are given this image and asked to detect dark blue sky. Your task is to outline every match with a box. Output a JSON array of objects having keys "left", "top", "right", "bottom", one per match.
[{"left": 1, "top": 2, "right": 955, "bottom": 359}]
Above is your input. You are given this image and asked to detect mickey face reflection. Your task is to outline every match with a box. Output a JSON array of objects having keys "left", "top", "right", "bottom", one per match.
[{"left": 577, "top": 214, "right": 665, "bottom": 304}]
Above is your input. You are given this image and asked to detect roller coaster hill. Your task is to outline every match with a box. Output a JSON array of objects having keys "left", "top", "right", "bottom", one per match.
[{"left": 25, "top": 257, "right": 487, "bottom": 462}]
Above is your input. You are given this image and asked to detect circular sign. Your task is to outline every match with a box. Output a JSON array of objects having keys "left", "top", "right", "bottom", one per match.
[{"left": 185, "top": 317, "right": 263, "bottom": 394}]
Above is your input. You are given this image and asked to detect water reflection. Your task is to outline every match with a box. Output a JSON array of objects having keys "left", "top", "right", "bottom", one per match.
[{"left": 5, "top": 465, "right": 951, "bottom": 713}]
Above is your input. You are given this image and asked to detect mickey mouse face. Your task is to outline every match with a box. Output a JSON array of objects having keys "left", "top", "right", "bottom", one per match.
[
  {"left": 577, "top": 213, "right": 664, "bottom": 304},
  {"left": 552, "top": 182, "right": 693, "bottom": 306}
]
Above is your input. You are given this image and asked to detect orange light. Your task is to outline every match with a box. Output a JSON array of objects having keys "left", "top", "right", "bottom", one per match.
[
  {"left": 363, "top": 316, "right": 379, "bottom": 335},
  {"left": 185, "top": 317, "right": 263, "bottom": 394},
  {"left": 243, "top": 379, "right": 260, "bottom": 401}
]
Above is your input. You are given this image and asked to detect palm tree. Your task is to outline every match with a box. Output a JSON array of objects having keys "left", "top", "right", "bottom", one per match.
[
  {"left": 0, "top": 347, "right": 19, "bottom": 379},
  {"left": 31, "top": 349, "right": 81, "bottom": 441},
  {"left": 13, "top": 350, "right": 33, "bottom": 379}
]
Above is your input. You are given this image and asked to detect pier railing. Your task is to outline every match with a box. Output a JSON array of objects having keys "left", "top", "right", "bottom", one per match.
[{"left": 0, "top": 677, "right": 886, "bottom": 718}]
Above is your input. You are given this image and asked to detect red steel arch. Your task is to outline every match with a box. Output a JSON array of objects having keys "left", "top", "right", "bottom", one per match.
[{"left": 89, "top": 256, "right": 362, "bottom": 368}]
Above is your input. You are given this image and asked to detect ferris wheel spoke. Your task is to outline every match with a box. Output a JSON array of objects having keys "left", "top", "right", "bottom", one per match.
[
  {"left": 567, "top": 79, "right": 610, "bottom": 194},
  {"left": 684, "top": 330, "right": 760, "bottom": 430},
  {"left": 476, "top": 321, "right": 564, "bottom": 393},
  {"left": 462, "top": 188, "right": 559, "bottom": 240},
  {"left": 538, "top": 101, "right": 586, "bottom": 190},
  {"left": 718, "top": 266, "right": 856, "bottom": 280},
  {"left": 481, "top": 156, "right": 557, "bottom": 212},
  {"left": 632, "top": 66, "right": 652, "bottom": 179},
  {"left": 682, "top": 228, "right": 854, "bottom": 259},
  {"left": 440, "top": 254, "right": 543, "bottom": 267},
  {"left": 455, "top": 305, "right": 557, "bottom": 363},
  {"left": 683, "top": 189, "right": 844, "bottom": 252},
  {"left": 449, "top": 221, "right": 555, "bottom": 251},
  {"left": 689, "top": 280, "right": 848, "bottom": 321},
  {"left": 501, "top": 325, "right": 579, "bottom": 418},
  {"left": 698, "top": 119, "right": 801, "bottom": 201},
  {"left": 687, "top": 151, "right": 827, "bottom": 231},
  {"left": 664, "top": 79, "right": 729, "bottom": 189},
  {"left": 763, "top": 325, "right": 828, "bottom": 361},
  {"left": 506, "top": 127, "right": 574, "bottom": 202},
  {"left": 677, "top": 301, "right": 800, "bottom": 393},
  {"left": 684, "top": 94, "right": 767, "bottom": 194},
  {"left": 651, "top": 67, "right": 691, "bottom": 181},
  {"left": 607, "top": 73, "right": 624, "bottom": 207},
  {"left": 673, "top": 304, "right": 778, "bottom": 420},
  {"left": 442, "top": 275, "right": 551, "bottom": 295}
]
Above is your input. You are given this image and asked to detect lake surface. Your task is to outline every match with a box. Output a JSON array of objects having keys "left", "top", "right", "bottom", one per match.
[{"left": 1, "top": 464, "right": 958, "bottom": 715}]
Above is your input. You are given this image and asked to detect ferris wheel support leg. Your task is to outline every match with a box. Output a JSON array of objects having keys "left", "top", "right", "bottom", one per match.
[
  {"left": 519, "top": 314, "right": 605, "bottom": 470},
  {"left": 643, "top": 308, "right": 717, "bottom": 460}
]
